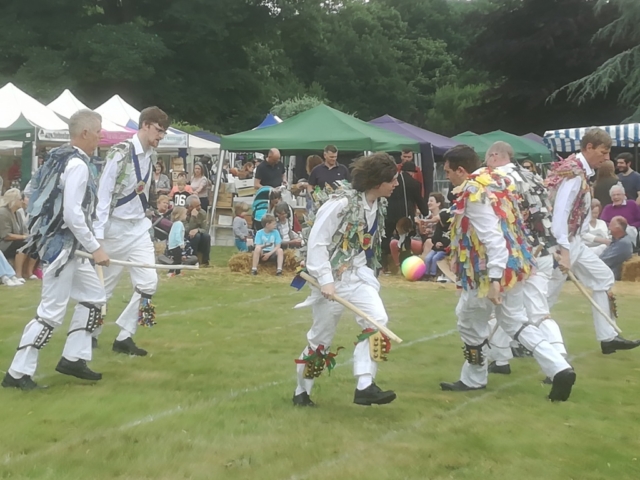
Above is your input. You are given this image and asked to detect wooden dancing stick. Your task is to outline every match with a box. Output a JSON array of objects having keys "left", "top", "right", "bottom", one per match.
[
  {"left": 566, "top": 270, "right": 622, "bottom": 334},
  {"left": 299, "top": 271, "right": 403, "bottom": 344},
  {"left": 95, "top": 265, "right": 107, "bottom": 316},
  {"left": 436, "top": 259, "right": 457, "bottom": 283},
  {"left": 75, "top": 251, "right": 200, "bottom": 271}
]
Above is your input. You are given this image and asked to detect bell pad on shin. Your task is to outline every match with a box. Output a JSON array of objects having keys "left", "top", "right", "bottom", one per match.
[
  {"left": 17, "top": 319, "right": 53, "bottom": 351},
  {"left": 357, "top": 328, "right": 391, "bottom": 362},
  {"left": 295, "top": 345, "right": 342, "bottom": 380},
  {"left": 463, "top": 341, "right": 487, "bottom": 366}
]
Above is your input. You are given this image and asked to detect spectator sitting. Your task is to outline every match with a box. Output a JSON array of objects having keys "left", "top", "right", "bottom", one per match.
[
  {"left": 233, "top": 202, "right": 250, "bottom": 252},
  {"left": 0, "top": 249, "right": 24, "bottom": 286},
  {"left": 153, "top": 162, "right": 171, "bottom": 196},
  {"left": 251, "top": 213, "right": 284, "bottom": 276},
  {"left": 185, "top": 195, "right": 211, "bottom": 267},
  {"left": 582, "top": 199, "right": 610, "bottom": 256},
  {"left": 274, "top": 202, "right": 302, "bottom": 249},
  {"left": 422, "top": 193, "right": 451, "bottom": 281},
  {"left": 600, "top": 216, "right": 634, "bottom": 280},
  {"left": 171, "top": 177, "right": 192, "bottom": 208},
  {"left": 600, "top": 183, "right": 640, "bottom": 247},
  {"left": 167, "top": 207, "right": 187, "bottom": 277},
  {"left": 592, "top": 160, "right": 618, "bottom": 208},
  {"left": 295, "top": 155, "right": 324, "bottom": 212},
  {"left": 419, "top": 192, "right": 448, "bottom": 259},
  {"left": 0, "top": 188, "right": 37, "bottom": 280},
  {"left": 169, "top": 175, "right": 193, "bottom": 200},
  {"left": 389, "top": 217, "right": 422, "bottom": 268},
  {"left": 151, "top": 194, "right": 173, "bottom": 241}
]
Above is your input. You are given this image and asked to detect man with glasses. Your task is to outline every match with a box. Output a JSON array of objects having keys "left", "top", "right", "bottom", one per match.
[{"left": 93, "top": 107, "right": 170, "bottom": 356}]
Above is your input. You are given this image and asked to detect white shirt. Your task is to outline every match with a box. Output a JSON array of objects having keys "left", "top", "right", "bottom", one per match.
[
  {"left": 94, "top": 135, "right": 153, "bottom": 239},
  {"left": 464, "top": 192, "right": 508, "bottom": 279},
  {"left": 306, "top": 193, "right": 377, "bottom": 286},
  {"left": 60, "top": 147, "right": 101, "bottom": 253},
  {"left": 551, "top": 153, "right": 593, "bottom": 249},
  {"left": 582, "top": 218, "right": 610, "bottom": 247}
]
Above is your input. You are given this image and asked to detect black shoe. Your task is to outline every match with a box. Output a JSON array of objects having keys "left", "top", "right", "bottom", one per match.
[
  {"left": 251, "top": 269, "right": 258, "bottom": 276},
  {"left": 112, "top": 337, "right": 148, "bottom": 356},
  {"left": 542, "top": 376, "right": 553, "bottom": 385},
  {"left": 488, "top": 361, "right": 511, "bottom": 375},
  {"left": 1, "top": 372, "right": 46, "bottom": 390},
  {"left": 292, "top": 391, "right": 315, "bottom": 407},
  {"left": 440, "top": 380, "right": 486, "bottom": 392},
  {"left": 353, "top": 382, "right": 397, "bottom": 406},
  {"left": 601, "top": 336, "right": 640, "bottom": 354},
  {"left": 92, "top": 337, "right": 98, "bottom": 349},
  {"left": 276, "top": 269, "right": 282, "bottom": 276},
  {"left": 548, "top": 368, "right": 576, "bottom": 402},
  {"left": 55, "top": 358, "right": 102, "bottom": 381},
  {"left": 511, "top": 344, "right": 532, "bottom": 358}
]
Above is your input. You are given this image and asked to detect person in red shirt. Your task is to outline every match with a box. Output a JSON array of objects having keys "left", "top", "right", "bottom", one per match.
[{"left": 397, "top": 149, "right": 424, "bottom": 196}]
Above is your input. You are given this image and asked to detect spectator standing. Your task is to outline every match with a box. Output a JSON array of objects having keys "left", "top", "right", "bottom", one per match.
[
  {"left": 153, "top": 162, "right": 171, "bottom": 196},
  {"left": 251, "top": 214, "right": 284, "bottom": 276},
  {"left": 0, "top": 188, "right": 37, "bottom": 280},
  {"left": 191, "top": 163, "right": 211, "bottom": 212},
  {"left": 307, "top": 145, "right": 350, "bottom": 192},
  {"left": 167, "top": 207, "right": 187, "bottom": 277},
  {"left": 616, "top": 153, "right": 640, "bottom": 205},
  {"left": 382, "top": 163, "right": 428, "bottom": 271},
  {"left": 593, "top": 160, "right": 618, "bottom": 208},
  {"left": 233, "top": 203, "right": 250, "bottom": 252},
  {"left": 254, "top": 148, "right": 285, "bottom": 189},
  {"left": 185, "top": 195, "right": 211, "bottom": 267},
  {"left": 397, "top": 149, "right": 424, "bottom": 196},
  {"left": 600, "top": 216, "right": 634, "bottom": 280}
]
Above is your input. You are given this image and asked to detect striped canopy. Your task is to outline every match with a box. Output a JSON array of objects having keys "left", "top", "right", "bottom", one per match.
[{"left": 544, "top": 123, "right": 640, "bottom": 152}]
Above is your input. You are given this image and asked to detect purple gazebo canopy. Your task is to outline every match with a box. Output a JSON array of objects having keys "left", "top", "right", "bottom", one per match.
[{"left": 369, "top": 114, "right": 459, "bottom": 155}]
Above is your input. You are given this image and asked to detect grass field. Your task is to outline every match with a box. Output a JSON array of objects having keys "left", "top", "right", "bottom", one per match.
[{"left": 1, "top": 247, "right": 639, "bottom": 480}]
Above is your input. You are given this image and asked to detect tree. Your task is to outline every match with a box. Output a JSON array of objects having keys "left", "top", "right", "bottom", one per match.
[
  {"left": 271, "top": 94, "right": 326, "bottom": 120},
  {"left": 425, "top": 83, "right": 490, "bottom": 136},
  {"left": 552, "top": 0, "right": 640, "bottom": 121},
  {"left": 468, "top": 0, "right": 632, "bottom": 133}
]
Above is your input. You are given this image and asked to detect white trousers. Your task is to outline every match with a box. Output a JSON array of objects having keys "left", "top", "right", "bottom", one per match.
[
  {"left": 487, "top": 257, "right": 567, "bottom": 364},
  {"left": 294, "top": 268, "right": 389, "bottom": 395},
  {"left": 547, "top": 238, "right": 617, "bottom": 342},
  {"left": 9, "top": 251, "right": 106, "bottom": 378},
  {"left": 456, "top": 283, "right": 570, "bottom": 388},
  {"left": 98, "top": 217, "right": 158, "bottom": 340}
]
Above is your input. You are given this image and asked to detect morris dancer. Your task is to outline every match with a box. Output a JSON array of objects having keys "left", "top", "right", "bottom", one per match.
[
  {"left": 93, "top": 107, "right": 170, "bottom": 356},
  {"left": 439, "top": 146, "right": 575, "bottom": 401},
  {"left": 546, "top": 128, "right": 640, "bottom": 354},
  {"left": 291, "top": 153, "right": 398, "bottom": 407},
  {"left": 3, "top": 110, "right": 109, "bottom": 390},
  {"left": 484, "top": 142, "right": 567, "bottom": 377}
]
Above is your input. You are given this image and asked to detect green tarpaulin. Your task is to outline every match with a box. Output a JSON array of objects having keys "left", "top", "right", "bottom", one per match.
[
  {"left": 0, "top": 115, "right": 35, "bottom": 142},
  {"left": 221, "top": 104, "right": 419, "bottom": 153},
  {"left": 452, "top": 130, "right": 553, "bottom": 164}
]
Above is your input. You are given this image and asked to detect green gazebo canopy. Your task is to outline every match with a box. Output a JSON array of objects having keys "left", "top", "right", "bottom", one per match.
[
  {"left": 452, "top": 130, "right": 553, "bottom": 164},
  {"left": 0, "top": 115, "right": 35, "bottom": 142},
  {"left": 221, "top": 104, "right": 419, "bottom": 153}
]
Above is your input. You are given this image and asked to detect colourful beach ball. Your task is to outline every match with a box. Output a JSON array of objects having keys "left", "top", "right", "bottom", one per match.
[{"left": 401, "top": 256, "right": 426, "bottom": 281}]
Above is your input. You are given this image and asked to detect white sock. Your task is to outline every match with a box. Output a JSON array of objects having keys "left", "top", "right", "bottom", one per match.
[
  {"left": 356, "top": 374, "right": 373, "bottom": 390},
  {"left": 116, "top": 330, "right": 131, "bottom": 342}
]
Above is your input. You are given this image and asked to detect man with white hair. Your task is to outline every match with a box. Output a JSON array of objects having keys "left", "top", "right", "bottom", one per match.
[
  {"left": 3, "top": 109, "right": 109, "bottom": 390},
  {"left": 600, "top": 183, "right": 640, "bottom": 247},
  {"left": 546, "top": 128, "right": 640, "bottom": 354},
  {"left": 484, "top": 141, "right": 567, "bottom": 375},
  {"left": 600, "top": 216, "right": 634, "bottom": 280},
  {"left": 93, "top": 106, "right": 170, "bottom": 356}
]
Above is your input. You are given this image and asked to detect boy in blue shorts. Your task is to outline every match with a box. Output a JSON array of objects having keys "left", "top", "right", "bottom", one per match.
[{"left": 251, "top": 214, "right": 284, "bottom": 276}]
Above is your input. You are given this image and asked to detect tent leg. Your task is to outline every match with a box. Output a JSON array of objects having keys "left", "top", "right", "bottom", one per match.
[
  {"left": 209, "top": 149, "right": 226, "bottom": 246},
  {"left": 635, "top": 143, "right": 639, "bottom": 171}
]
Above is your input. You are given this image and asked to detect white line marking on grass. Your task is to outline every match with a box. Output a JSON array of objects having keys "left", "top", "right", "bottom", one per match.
[
  {"left": 2, "top": 328, "right": 457, "bottom": 466},
  {"left": 287, "top": 350, "right": 591, "bottom": 480}
]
